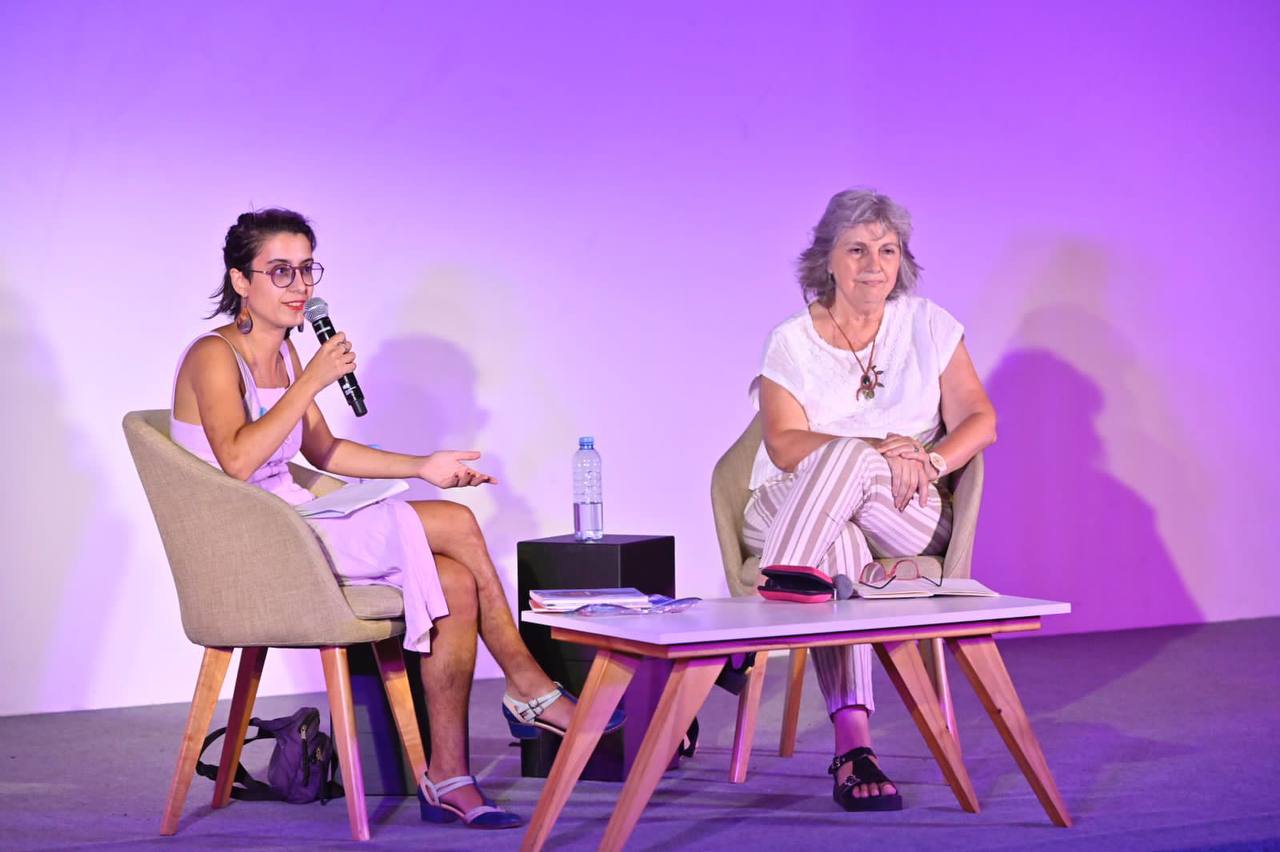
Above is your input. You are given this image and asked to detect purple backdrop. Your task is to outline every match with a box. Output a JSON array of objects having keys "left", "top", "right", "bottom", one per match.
[{"left": 1, "top": 1, "right": 1276, "bottom": 715}]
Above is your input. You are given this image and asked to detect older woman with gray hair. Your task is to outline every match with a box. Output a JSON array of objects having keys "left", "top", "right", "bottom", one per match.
[{"left": 743, "top": 189, "right": 997, "bottom": 812}]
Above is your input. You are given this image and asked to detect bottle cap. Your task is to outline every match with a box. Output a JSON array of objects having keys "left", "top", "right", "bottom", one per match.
[{"left": 578, "top": 436, "right": 595, "bottom": 449}]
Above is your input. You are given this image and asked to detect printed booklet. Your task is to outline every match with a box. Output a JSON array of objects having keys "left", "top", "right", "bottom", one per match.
[{"left": 529, "top": 587, "right": 652, "bottom": 611}]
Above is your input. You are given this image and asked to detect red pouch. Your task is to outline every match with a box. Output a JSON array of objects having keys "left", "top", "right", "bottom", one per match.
[{"left": 757, "top": 565, "right": 836, "bottom": 603}]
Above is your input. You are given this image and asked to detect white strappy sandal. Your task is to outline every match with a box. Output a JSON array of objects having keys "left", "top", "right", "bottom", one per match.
[
  {"left": 417, "top": 774, "right": 522, "bottom": 830},
  {"left": 501, "top": 682, "right": 626, "bottom": 739}
]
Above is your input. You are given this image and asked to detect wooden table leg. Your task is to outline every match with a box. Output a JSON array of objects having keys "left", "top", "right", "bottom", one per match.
[
  {"left": 213, "top": 646, "right": 267, "bottom": 808},
  {"left": 875, "top": 640, "right": 980, "bottom": 813},
  {"left": 922, "top": 636, "right": 960, "bottom": 752},
  {"left": 598, "top": 655, "right": 727, "bottom": 852},
  {"left": 779, "top": 647, "right": 806, "bottom": 757},
  {"left": 947, "top": 635, "right": 1072, "bottom": 827},
  {"left": 521, "top": 650, "right": 640, "bottom": 852},
  {"left": 728, "top": 652, "right": 768, "bottom": 783}
]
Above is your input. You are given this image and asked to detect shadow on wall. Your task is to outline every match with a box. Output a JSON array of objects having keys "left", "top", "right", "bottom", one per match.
[
  {"left": 974, "top": 237, "right": 1207, "bottom": 637},
  {"left": 351, "top": 335, "right": 538, "bottom": 567},
  {"left": 979, "top": 347, "right": 1201, "bottom": 634},
  {"left": 0, "top": 278, "right": 131, "bottom": 714}
]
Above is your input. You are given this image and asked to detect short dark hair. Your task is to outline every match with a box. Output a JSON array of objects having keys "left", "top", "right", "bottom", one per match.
[{"left": 208, "top": 208, "right": 317, "bottom": 323}]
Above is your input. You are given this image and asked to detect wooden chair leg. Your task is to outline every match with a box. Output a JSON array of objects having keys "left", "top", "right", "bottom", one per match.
[
  {"left": 947, "top": 635, "right": 1072, "bottom": 827},
  {"left": 160, "top": 646, "right": 233, "bottom": 835},
  {"left": 778, "top": 647, "right": 807, "bottom": 757},
  {"left": 372, "top": 636, "right": 428, "bottom": 782},
  {"left": 321, "top": 646, "right": 370, "bottom": 841},
  {"left": 728, "top": 652, "right": 768, "bottom": 783},
  {"left": 213, "top": 646, "right": 267, "bottom": 808},
  {"left": 921, "top": 636, "right": 960, "bottom": 752},
  {"left": 875, "top": 640, "right": 980, "bottom": 814}
]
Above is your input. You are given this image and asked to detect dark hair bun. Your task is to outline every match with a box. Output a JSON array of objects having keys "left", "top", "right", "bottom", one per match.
[{"left": 207, "top": 208, "right": 317, "bottom": 322}]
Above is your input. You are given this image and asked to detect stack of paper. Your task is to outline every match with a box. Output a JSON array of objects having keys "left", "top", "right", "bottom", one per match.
[
  {"left": 528, "top": 588, "right": 651, "bottom": 612},
  {"left": 295, "top": 479, "right": 410, "bottom": 519}
]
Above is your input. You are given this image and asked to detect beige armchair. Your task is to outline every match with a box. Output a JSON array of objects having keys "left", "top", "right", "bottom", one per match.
[
  {"left": 123, "top": 410, "right": 427, "bottom": 841},
  {"left": 711, "top": 415, "right": 983, "bottom": 771}
]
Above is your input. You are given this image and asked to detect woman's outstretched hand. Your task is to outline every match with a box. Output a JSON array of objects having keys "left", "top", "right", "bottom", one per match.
[{"left": 417, "top": 451, "right": 496, "bottom": 488}]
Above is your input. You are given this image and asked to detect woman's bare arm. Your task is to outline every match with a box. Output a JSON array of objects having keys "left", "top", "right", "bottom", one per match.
[
  {"left": 932, "top": 340, "right": 997, "bottom": 472},
  {"left": 287, "top": 342, "right": 494, "bottom": 486},
  {"left": 179, "top": 337, "right": 322, "bottom": 481},
  {"left": 758, "top": 377, "right": 869, "bottom": 471}
]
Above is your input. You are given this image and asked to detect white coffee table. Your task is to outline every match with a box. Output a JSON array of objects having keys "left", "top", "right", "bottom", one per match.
[{"left": 519, "top": 595, "right": 1072, "bottom": 851}]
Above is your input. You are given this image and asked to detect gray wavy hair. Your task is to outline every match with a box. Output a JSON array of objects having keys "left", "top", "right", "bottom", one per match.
[{"left": 797, "top": 189, "right": 922, "bottom": 305}]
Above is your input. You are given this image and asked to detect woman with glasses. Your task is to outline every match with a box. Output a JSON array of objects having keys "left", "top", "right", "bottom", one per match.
[
  {"left": 169, "top": 208, "right": 621, "bottom": 830},
  {"left": 743, "top": 190, "right": 997, "bottom": 812}
]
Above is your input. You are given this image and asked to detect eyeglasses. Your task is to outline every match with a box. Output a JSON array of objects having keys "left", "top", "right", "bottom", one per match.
[
  {"left": 249, "top": 262, "right": 325, "bottom": 288},
  {"left": 571, "top": 596, "right": 702, "bottom": 617},
  {"left": 858, "top": 558, "right": 941, "bottom": 589}
]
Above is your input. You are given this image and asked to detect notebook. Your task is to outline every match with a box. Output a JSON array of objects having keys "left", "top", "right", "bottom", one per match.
[
  {"left": 851, "top": 577, "right": 999, "bottom": 600},
  {"left": 528, "top": 587, "right": 652, "bottom": 612}
]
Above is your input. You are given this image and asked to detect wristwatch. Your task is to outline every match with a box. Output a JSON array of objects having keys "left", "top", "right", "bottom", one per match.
[{"left": 927, "top": 451, "right": 948, "bottom": 480}]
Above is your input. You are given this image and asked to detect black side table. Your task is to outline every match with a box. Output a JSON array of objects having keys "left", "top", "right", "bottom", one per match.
[{"left": 517, "top": 534, "right": 676, "bottom": 782}]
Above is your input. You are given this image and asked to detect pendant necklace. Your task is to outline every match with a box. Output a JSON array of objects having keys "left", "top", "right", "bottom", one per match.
[{"left": 823, "top": 304, "right": 885, "bottom": 400}]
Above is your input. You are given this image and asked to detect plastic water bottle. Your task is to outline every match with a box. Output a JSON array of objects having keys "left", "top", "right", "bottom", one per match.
[{"left": 573, "top": 436, "right": 604, "bottom": 541}]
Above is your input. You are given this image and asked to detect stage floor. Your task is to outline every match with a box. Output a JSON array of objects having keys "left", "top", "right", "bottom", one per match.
[{"left": 2, "top": 618, "right": 1278, "bottom": 851}]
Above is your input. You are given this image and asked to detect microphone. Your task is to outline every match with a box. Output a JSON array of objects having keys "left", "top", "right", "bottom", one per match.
[{"left": 303, "top": 297, "right": 367, "bottom": 417}]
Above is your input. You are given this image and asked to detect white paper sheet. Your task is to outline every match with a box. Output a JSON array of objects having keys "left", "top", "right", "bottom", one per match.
[{"left": 294, "top": 479, "right": 410, "bottom": 519}]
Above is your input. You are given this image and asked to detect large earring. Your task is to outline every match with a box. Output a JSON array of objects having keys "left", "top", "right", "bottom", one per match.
[{"left": 236, "top": 299, "right": 253, "bottom": 334}]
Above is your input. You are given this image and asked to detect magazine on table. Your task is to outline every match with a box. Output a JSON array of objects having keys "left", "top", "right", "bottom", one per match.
[
  {"left": 852, "top": 577, "right": 999, "bottom": 600},
  {"left": 529, "top": 587, "right": 652, "bottom": 612},
  {"left": 295, "top": 479, "right": 410, "bottom": 519}
]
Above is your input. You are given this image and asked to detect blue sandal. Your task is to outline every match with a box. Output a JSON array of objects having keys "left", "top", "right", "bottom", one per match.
[
  {"left": 418, "top": 774, "right": 523, "bottom": 830},
  {"left": 502, "top": 682, "right": 625, "bottom": 739}
]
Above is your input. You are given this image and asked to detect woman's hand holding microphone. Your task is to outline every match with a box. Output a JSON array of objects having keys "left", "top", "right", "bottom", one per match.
[{"left": 301, "top": 331, "right": 358, "bottom": 394}]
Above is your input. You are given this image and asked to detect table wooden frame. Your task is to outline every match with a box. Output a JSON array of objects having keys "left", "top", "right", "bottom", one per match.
[{"left": 520, "top": 615, "right": 1071, "bottom": 852}]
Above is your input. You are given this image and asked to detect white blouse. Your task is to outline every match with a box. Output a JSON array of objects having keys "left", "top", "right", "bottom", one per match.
[{"left": 748, "top": 294, "right": 964, "bottom": 490}]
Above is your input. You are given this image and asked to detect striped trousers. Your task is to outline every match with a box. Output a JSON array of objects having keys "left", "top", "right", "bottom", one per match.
[{"left": 743, "top": 437, "right": 952, "bottom": 715}]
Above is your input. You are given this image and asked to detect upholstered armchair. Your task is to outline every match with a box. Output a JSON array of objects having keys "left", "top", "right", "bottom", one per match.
[{"left": 123, "top": 410, "right": 426, "bottom": 841}]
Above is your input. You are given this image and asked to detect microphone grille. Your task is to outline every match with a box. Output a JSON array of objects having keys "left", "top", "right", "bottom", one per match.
[{"left": 303, "top": 297, "right": 329, "bottom": 324}]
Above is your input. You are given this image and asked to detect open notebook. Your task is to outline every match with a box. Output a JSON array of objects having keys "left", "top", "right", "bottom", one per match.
[
  {"left": 295, "top": 479, "right": 410, "bottom": 519},
  {"left": 852, "top": 577, "right": 999, "bottom": 600}
]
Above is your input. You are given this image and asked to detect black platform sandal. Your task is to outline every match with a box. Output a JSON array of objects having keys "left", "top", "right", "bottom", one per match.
[
  {"left": 828, "top": 747, "right": 904, "bottom": 812},
  {"left": 714, "top": 652, "right": 757, "bottom": 696}
]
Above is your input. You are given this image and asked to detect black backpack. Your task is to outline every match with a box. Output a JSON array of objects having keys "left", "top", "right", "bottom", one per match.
[{"left": 196, "top": 706, "right": 344, "bottom": 804}]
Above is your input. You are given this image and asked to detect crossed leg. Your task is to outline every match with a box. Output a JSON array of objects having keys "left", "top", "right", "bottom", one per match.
[
  {"left": 747, "top": 437, "right": 951, "bottom": 801},
  {"left": 410, "top": 501, "right": 575, "bottom": 813},
  {"left": 417, "top": 554, "right": 485, "bottom": 814}
]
